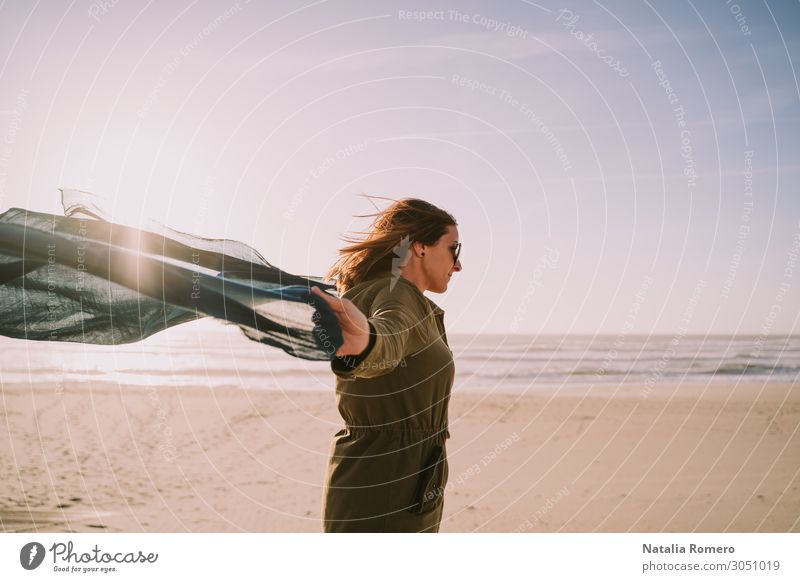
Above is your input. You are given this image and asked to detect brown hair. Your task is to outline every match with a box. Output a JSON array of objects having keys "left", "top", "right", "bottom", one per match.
[{"left": 325, "top": 195, "right": 457, "bottom": 294}]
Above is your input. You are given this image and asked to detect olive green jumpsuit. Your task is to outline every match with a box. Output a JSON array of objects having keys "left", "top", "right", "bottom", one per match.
[{"left": 323, "top": 273, "right": 455, "bottom": 532}]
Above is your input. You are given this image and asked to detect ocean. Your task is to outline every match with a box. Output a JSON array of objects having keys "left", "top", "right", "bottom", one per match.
[{"left": 0, "top": 320, "right": 797, "bottom": 392}]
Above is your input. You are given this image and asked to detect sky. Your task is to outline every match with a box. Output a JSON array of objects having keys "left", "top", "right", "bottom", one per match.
[{"left": 0, "top": 0, "right": 798, "bottom": 336}]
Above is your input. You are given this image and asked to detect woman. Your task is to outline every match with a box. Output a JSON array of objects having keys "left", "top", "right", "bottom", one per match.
[{"left": 310, "top": 197, "right": 462, "bottom": 532}]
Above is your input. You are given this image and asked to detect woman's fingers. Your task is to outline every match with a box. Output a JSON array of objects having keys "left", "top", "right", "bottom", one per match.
[
  {"left": 312, "top": 286, "right": 350, "bottom": 328},
  {"left": 311, "top": 287, "right": 369, "bottom": 356},
  {"left": 311, "top": 287, "right": 345, "bottom": 355},
  {"left": 311, "top": 286, "right": 342, "bottom": 312},
  {"left": 310, "top": 286, "right": 328, "bottom": 300}
]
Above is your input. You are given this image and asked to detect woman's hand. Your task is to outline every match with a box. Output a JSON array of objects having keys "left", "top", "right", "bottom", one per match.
[{"left": 311, "top": 286, "right": 370, "bottom": 357}]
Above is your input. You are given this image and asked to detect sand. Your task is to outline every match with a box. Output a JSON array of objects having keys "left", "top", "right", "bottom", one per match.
[{"left": 1, "top": 380, "right": 797, "bottom": 532}]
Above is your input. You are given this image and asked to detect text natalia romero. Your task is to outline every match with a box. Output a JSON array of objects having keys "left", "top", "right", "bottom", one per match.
[{"left": 643, "top": 544, "right": 735, "bottom": 554}]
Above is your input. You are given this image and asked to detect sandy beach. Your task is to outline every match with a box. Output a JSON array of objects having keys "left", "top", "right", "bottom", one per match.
[{"left": 1, "top": 380, "right": 797, "bottom": 532}]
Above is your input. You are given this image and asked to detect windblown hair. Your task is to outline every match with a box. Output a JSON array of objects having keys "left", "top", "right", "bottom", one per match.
[{"left": 325, "top": 195, "right": 457, "bottom": 294}]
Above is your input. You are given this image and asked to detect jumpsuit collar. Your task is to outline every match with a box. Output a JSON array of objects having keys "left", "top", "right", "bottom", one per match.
[{"left": 394, "top": 273, "right": 445, "bottom": 317}]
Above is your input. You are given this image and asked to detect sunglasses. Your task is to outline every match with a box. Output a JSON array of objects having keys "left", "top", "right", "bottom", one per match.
[{"left": 450, "top": 242, "right": 462, "bottom": 265}]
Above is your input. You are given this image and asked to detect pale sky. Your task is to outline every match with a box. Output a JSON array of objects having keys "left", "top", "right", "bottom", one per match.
[{"left": 0, "top": 0, "right": 798, "bottom": 335}]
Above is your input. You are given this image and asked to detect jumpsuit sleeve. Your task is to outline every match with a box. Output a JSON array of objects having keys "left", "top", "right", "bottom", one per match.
[
  {"left": 330, "top": 283, "right": 428, "bottom": 380},
  {"left": 331, "top": 321, "right": 378, "bottom": 370}
]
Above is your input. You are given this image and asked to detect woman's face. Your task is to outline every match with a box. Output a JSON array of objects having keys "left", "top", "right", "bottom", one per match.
[{"left": 423, "top": 224, "right": 462, "bottom": 293}]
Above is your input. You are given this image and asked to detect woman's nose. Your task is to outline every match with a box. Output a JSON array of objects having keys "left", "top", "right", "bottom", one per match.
[{"left": 453, "top": 259, "right": 462, "bottom": 272}]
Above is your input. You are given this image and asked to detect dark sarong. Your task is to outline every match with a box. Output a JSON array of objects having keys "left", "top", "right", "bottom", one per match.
[{"left": 0, "top": 189, "right": 342, "bottom": 361}]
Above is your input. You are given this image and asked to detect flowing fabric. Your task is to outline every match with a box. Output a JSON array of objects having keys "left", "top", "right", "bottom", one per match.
[{"left": 0, "top": 189, "right": 343, "bottom": 361}]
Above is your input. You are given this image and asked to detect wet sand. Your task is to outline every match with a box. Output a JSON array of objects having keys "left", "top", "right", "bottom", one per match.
[{"left": 1, "top": 380, "right": 797, "bottom": 532}]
